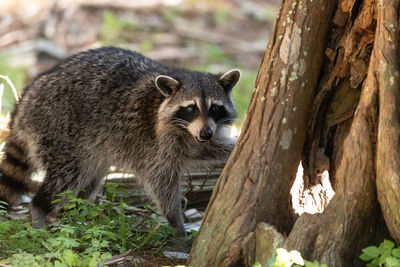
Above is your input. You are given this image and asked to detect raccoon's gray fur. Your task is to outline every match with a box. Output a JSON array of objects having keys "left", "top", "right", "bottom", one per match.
[{"left": 0, "top": 47, "right": 240, "bottom": 236}]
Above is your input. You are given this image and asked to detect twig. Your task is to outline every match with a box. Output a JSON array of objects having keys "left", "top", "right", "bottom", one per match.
[
  {"left": 0, "top": 74, "right": 19, "bottom": 101},
  {"left": 102, "top": 249, "right": 136, "bottom": 265}
]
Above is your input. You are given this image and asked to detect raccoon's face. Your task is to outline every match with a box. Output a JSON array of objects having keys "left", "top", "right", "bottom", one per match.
[{"left": 155, "top": 69, "right": 240, "bottom": 142}]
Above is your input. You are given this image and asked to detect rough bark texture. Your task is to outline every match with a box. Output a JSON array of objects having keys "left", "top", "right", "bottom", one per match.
[
  {"left": 188, "top": 0, "right": 400, "bottom": 266},
  {"left": 285, "top": 2, "right": 397, "bottom": 266},
  {"left": 188, "top": 0, "right": 336, "bottom": 266},
  {"left": 285, "top": 33, "right": 382, "bottom": 266},
  {"left": 375, "top": 0, "right": 400, "bottom": 244},
  {"left": 242, "top": 223, "right": 284, "bottom": 266},
  {"left": 302, "top": 0, "right": 376, "bottom": 188}
]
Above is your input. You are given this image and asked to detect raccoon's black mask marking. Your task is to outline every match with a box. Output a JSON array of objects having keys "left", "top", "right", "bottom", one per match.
[
  {"left": 209, "top": 104, "right": 230, "bottom": 124},
  {"left": 174, "top": 105, "right": 199, "bottom": 124},
  {"left": 173, "top": 103, "right": 231, "bottom": 126}
]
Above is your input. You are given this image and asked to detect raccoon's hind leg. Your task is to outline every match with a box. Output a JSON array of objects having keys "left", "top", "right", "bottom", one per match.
[
  {"left": 30, "top": 167, "right": 74, "bottom": 228},
  {"left": 0, "top": 140, "right": 34, "bottom": 208},
  {"left": 30, "top": 158, "right": 107, "bottom": 228}
]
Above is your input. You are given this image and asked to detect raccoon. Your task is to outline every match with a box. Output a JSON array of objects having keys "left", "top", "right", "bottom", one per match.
[{"left": 0, "top": 47, "right": 239, "bottom": 237}]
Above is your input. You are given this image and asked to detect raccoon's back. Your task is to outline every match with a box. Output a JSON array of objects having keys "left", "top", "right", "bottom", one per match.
[
  {"left": 10, "top": 47, "right": 165, "bottom": 160},
  {"left": 15, "top": 48, "right": 162, "bottom": 124}
]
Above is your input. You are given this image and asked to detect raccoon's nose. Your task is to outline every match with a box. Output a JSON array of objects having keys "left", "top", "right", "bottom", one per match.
[{"left": 200, "top": 128, "right": 213, "bottom": 140}]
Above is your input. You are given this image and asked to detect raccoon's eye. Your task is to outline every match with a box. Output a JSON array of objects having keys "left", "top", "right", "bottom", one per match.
[
  {"left": 210, "top": 104, "right": 222, "bottom": 113},
  {"left": 184, "top": 105, "right": 197, "bottom": 113},
  {"left": 209, "top": 104, "right": 229, "bottom": 123}
]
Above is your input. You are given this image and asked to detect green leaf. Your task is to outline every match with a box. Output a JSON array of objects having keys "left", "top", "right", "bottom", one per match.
[
  {"left": 362, "top": 246, "right": 381, "bottom": 258},
  {"left": 379, "top": 239, "right": 395, "bottom": 252},
  {"left": 190, "top": 229, "right": 199, "bottom": 238},
  {"left": 386, "top": 256, "right": 400, "bottom": 267},
  {"left": 392, "top": 247, "right": 400, "bottom": 258},
  {"left": 88, "top": 251, "right": 101, "bottom": 267},
  {"left": 360, "top": 253, "right": 373, "bottom": 261},
  {"left": 51, "top": 198, "right": 62, "bottom": 204},
  {"left": 304, "top": 260, "right": 327, "bottom": 267},
  {"left": 371, "top": 257, "right": 380, "bottom": 265},
  {"left": 379, "top": 247, "right": 392, "bottom": 264},
  {"left": 63, "top": 203, "right": 76, "bottom": 210},
  {"left": 54, "top": 260, "right": 68, "bottom": 267},
  {"left": 100, "top": 252, "right": 112, "bottom": 260},
  {"left": 62, "top": 249, "right": 80, "bottom": 266}
]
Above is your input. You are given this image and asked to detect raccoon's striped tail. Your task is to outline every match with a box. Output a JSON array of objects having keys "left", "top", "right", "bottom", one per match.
[{"left": 0, "top": 140, "right": 34, "bottom": 209}]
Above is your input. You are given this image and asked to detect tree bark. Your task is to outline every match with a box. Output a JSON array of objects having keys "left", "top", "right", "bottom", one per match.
[
  {"left": 188, "top": 0, "right": 336, "bottom": 266},
  {"left": 285, "top": 3, "right": 399, "bottom": 266},
  {"left": 189, "top": 0, "right": 400, "bottom": 266},
  {"left": 375, "top": 0, "right": 400, "bottom": 244},
  {"left": 285, "top": 28, "right": 382, "bottom": 266}
]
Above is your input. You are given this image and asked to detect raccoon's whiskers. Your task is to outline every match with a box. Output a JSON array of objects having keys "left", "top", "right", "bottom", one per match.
[
  {"left": 217, "top": 118, "right": 234, "bottom": 125},
  {"left": 172, "top": 119, "right": 189, "bottom": 126}
]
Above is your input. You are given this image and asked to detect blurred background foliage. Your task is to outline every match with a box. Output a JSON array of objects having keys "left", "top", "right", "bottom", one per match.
[{"left": 0, "top": 0, "right": 279, "bottom": 125}]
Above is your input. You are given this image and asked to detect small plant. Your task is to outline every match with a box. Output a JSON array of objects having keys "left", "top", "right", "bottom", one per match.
[
  {"left": 250, "top": 248, "right": 326, "bottom": 267},
  {"left": 189, "top": 229, "right": 199, "bottom": 238},
  {"left": 360, "top": 239, "right": 400, "bottom": 267},
  {"left": 272, "top": 248, "right": 327, "bottom": 267},
  {"left": 0, "top": 200, "right": 8, "bottom": 216},
  {"left": 0, "top": 185, "right": 177, "bottom": 266}
]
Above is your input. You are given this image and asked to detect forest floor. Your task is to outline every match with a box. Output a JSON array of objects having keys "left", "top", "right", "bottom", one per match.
[{"left": 0, "top": 0, "right": 278, "bottom": 266}]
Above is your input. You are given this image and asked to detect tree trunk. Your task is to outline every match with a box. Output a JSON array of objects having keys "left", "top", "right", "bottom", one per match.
[
  {"left": 188, "top": 0, "right": 336, "bottom": 265},
  {"left": 375, "top": 0, "right": 400, "bottom": 244},
  {"left": 189, "top": 0, "right": 400, "bottom": 266}
]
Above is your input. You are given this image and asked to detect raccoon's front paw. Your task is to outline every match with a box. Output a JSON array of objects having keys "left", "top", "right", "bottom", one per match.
[
  {"left": 175, "top": 225, "right": 188, "bottom": 238},
  {"left": 29, "top": 203, "right": 46, "bottom": 229},
  {"left": 179, "top": 236, "right": 194, "bottom": 253}
]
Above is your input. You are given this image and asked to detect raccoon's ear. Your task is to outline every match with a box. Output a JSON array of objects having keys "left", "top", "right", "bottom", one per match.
[
  {"left": 219, "top": 69, "right": 241, "bottom": 93},
  {"left": 155, "top": 75, "right": 181, "bottom": 97}
]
